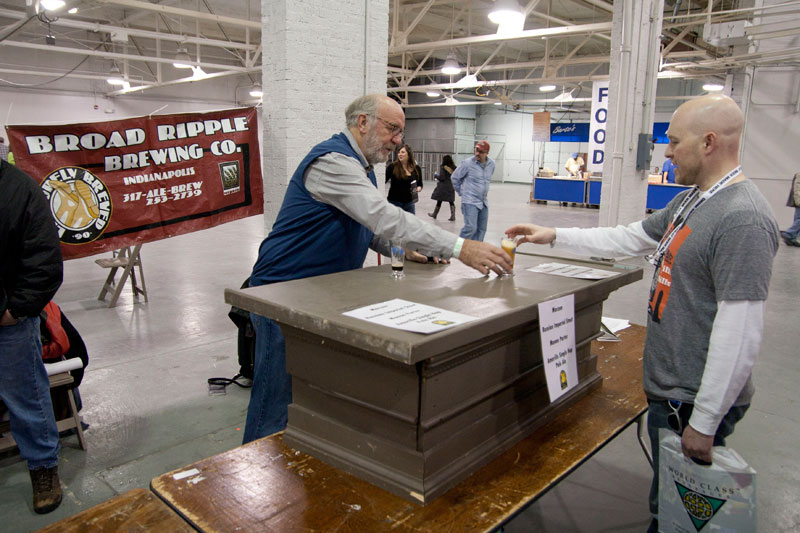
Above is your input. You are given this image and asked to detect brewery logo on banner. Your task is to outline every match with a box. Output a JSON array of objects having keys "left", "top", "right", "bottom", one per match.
[
  {"left": 40, "top": 166, "right": 112, "bottom": 244},
  {"left": 219, "top": 161, "right": 241, "bottom": 195},
  {"left": 587, "top": 80, "right": 609, "bottom": 173}
]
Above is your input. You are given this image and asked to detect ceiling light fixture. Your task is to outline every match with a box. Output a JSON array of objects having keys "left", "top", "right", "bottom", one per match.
[
  {"left": 454, "top": 74, "right": 480, "bottom": 88},
  {"left": 68, "top": 7, "right": 78, "bottom": 14},
  {"left": 442, "top": 53, "right": 461, "bottom": 75},
  {"left": 553, "top": 88, "right": 576, "bottom": 102},
  {"left": 496, "top": 19, "right": 525, "bottom": 36},
  {"left": 106, "top": 63, "right": 125, "bottom": 85},
  {"left": 40, "top": 0, "right": 66, "bottom": 10},
  {"left": 539, "top": 84, "right": 556, "bottom": 92},
  {"left": 426, "top": 90, "right": 440, "bottom": 97},
  {"left": 249, "top": 83, "right": 263, "bottom": 98},
  {"left": 702, "top": 83, "right": 724, "bottom": 91},
  {"left": 173, "top": 46, "right": 193, "bottom": 69},
  {"left": 488, "top": 0, "right": 525, "bottom": 26}
]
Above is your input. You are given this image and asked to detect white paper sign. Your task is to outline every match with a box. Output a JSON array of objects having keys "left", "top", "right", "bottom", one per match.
[
  {"left": 342, "top": 298, "right": 477, "bottom": 334},
  {"left": 528, "top": 262, "right": 616, "bottom": 280},
  {"left": 538, "top": 294, "right": 578, "bottom": 402}
]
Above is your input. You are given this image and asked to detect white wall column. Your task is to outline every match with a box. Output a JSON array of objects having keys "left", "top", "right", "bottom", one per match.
[
  {"left": 260, "top": 0, "right": 389, "bottom": 230},
  {"left": 599, "top": 0, "right": 663, "bottom": 228}
]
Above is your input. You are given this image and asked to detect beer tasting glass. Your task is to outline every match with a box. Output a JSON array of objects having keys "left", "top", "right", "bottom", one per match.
[
  {"left": 390, "top": 241, "right": 405, "bottom": 279},
  {"left": 500, "top": 235, "right": 518, "bottom": 276}
]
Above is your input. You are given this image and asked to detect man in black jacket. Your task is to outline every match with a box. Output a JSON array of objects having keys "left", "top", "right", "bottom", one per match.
[{"left": 0, "top": 159, "right": 64, "bottom": 514}]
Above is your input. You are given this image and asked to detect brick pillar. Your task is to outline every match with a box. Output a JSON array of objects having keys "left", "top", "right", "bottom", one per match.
[{"left": 260, "top": 0, "right": 389, "bottom": 231}]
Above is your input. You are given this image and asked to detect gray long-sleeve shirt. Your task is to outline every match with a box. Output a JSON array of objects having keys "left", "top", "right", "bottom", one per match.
[{"left": 303, "top": 129, "right": 458, "bottom": 258}]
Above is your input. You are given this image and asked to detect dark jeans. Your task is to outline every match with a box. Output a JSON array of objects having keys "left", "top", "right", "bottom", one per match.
[
  {"left": 389, "top": 199, "right": 416, "bottom": 214},
  {"left": 242, "top": 314, "right": 292, "bottom": 444},
  {"left": 646, "top": 399, "right": 749, "bottom": 518},
  {"left": 0, "top": 317, "right": 60, "bottom": 469}
]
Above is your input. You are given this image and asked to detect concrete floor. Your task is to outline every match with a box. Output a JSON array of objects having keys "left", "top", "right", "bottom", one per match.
[{"left": 1, "top": 183, "right": 797, "bottom": 532}]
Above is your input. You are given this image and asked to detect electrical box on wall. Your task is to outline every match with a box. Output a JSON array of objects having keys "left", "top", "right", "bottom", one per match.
[{"left": 636, "top": 133, "right": 653, "bottom": 171}]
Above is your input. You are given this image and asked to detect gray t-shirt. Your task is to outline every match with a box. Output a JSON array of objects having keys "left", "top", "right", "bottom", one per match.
[{"left": 640, "top": 180, "right": 778, "bottom": 404}]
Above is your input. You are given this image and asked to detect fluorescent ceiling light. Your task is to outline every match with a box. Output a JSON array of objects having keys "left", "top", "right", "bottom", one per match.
[
  {"left": 539, "top": 84, "right": 557, "bottom": 92},
  {"left": 493, "top": 101, "right": 502, "bottom": 105},
  {"left": 489, "top": 0, "right": 525, "bottom": 26},
  {"left": 426, "top": 90, "right": 440, "bottom": 97},
  {"left": 702, "top": 83, "right": 724, "bottom": 91},
  {"left": 173, "top": 47, "right": 193, "bottom": 69},
  {"left": 68, "top": 7, "right": 77, "bottom": 14},
  {"left": 442, "top": 54, "right": 461, "bottom": 75},
  {"left": 249, "top": 84, "right": 263, "bottom": 98},
  {"left": 40, "top": 0, "right": 66, "bottom": 10}
]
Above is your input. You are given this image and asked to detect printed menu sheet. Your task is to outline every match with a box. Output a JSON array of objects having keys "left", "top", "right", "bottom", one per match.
[
  {"left": 528, "top": 262, "right": 617, "bottom": 280},
  {"left": 343, "top": 298, "right": 477, "bottom": 334}
]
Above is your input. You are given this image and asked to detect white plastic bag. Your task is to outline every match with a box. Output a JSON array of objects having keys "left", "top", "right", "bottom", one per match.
[{"left": 658, "top": 430, "right": 756, "bottom": 533}]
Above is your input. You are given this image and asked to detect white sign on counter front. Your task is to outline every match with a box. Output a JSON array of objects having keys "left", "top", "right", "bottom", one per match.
[{"left": 538, "top": 294, "right": 579, "bottom": 402}]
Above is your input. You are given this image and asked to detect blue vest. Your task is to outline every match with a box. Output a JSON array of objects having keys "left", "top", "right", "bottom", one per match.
[{"left": 250, "top": 133, "right": 376, "bottom": 286}]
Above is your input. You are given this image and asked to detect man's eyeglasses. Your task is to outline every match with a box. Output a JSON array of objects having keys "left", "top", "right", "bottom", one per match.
[
  {"left": 375, "top": 116, "right": 404, "bottom": 139},
  {"left": 474, "top": 148, "right": 488, "bottom": 154}
]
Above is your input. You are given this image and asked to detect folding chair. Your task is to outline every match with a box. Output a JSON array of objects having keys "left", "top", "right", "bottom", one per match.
[{"left": 95, "top": 244, "right": 148, "bottom": 308}]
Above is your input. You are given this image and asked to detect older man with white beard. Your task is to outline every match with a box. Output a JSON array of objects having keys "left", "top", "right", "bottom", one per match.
[{"left": 242, "top": 94, "right": 512, "bottom": 443}]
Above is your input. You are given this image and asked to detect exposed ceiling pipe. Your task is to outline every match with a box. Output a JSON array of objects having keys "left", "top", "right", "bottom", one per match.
[{"left": 93, "top": 0, "right": 261, "bottom": 29}]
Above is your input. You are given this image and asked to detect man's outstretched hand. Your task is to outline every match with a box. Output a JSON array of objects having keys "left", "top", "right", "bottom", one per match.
[
  {"left": 458, "top": 240, "right": 512, "bottom": 276},
  {"left": 504, "top": 223, "right": 556, "bottom": 245},
  {"left": 406, "top": 250, "right": 449, "bottom": 264}
]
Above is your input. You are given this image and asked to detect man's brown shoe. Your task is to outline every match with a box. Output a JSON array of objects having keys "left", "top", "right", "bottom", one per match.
[{"left": 30, "top": 466, "right": 62, "bottom": 514}]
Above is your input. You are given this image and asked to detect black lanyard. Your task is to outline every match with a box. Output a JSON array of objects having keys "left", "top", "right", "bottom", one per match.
[{"left": 647, "top": 166, "right": 742, "bottom": 268}]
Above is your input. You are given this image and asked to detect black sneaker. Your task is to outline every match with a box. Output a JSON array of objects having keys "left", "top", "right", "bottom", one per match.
[{"left": 30, "top": 465, "right": 62, "bottom": 514}]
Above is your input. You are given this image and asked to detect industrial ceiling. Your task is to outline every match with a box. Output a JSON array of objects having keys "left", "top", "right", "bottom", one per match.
[{"left": 1, "top": 0, "right": 799, "bottom": 109}]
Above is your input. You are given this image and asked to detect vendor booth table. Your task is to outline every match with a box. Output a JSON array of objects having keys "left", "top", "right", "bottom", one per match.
[{"left": 532, "top": 176, "right": 690, "bottom": 209}]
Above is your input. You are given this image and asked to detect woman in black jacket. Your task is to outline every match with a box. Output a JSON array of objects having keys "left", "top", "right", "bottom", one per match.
[
  {"left": 428, "top": 154, "right": 456, "bottom": 221},
  {"left": 385, "top": 144, "right": 422, "bottom": 214}
]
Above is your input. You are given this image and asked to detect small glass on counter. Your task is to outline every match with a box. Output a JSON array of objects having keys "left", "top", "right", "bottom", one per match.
[{"left": 390, "top": 241, "right": 405, "bottom": 279}]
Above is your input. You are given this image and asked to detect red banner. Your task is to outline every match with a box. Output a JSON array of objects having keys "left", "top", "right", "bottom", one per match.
[{"left": 7, "top": 107, "right": 263, "bottom": 259}]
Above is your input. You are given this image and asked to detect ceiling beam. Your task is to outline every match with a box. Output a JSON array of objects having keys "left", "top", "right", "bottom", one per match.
[
  {"left": 93, "top": 0, "right": 261, "bottom": 30},
  {"left": 0, "top": 8, "right": 258, "bottom": 52},
  {"left": 1, "top": 40, "right": 254, "bottom": 72},
  {"left": 108, "top": 67, "right": 257, "bottom": 96},
  {"left": 389, "top": 21, "right": 612, "bottom": 55}
]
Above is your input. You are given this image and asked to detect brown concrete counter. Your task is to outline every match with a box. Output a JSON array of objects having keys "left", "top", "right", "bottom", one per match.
[{"left": 224, "top": 253, "right": 642, "bottom": 504}]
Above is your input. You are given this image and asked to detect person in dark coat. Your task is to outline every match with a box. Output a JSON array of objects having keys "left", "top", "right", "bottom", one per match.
[
  {"left": 428, "top": 154, "right": 456, "bottom": 221},
  {"left": 0, "top": 160, "right": 64, "bottom": 514},
  {"left": 385, "top": 144, "right": 422, "bottom": 214}
]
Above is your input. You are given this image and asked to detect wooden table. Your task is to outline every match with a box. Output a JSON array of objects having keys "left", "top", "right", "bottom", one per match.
[
  {"left": 37, "top": 488, "right": 195, "bottom": 533},
  {"left": 150, "top": 325, "right": 648, "bottom": 532}
]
